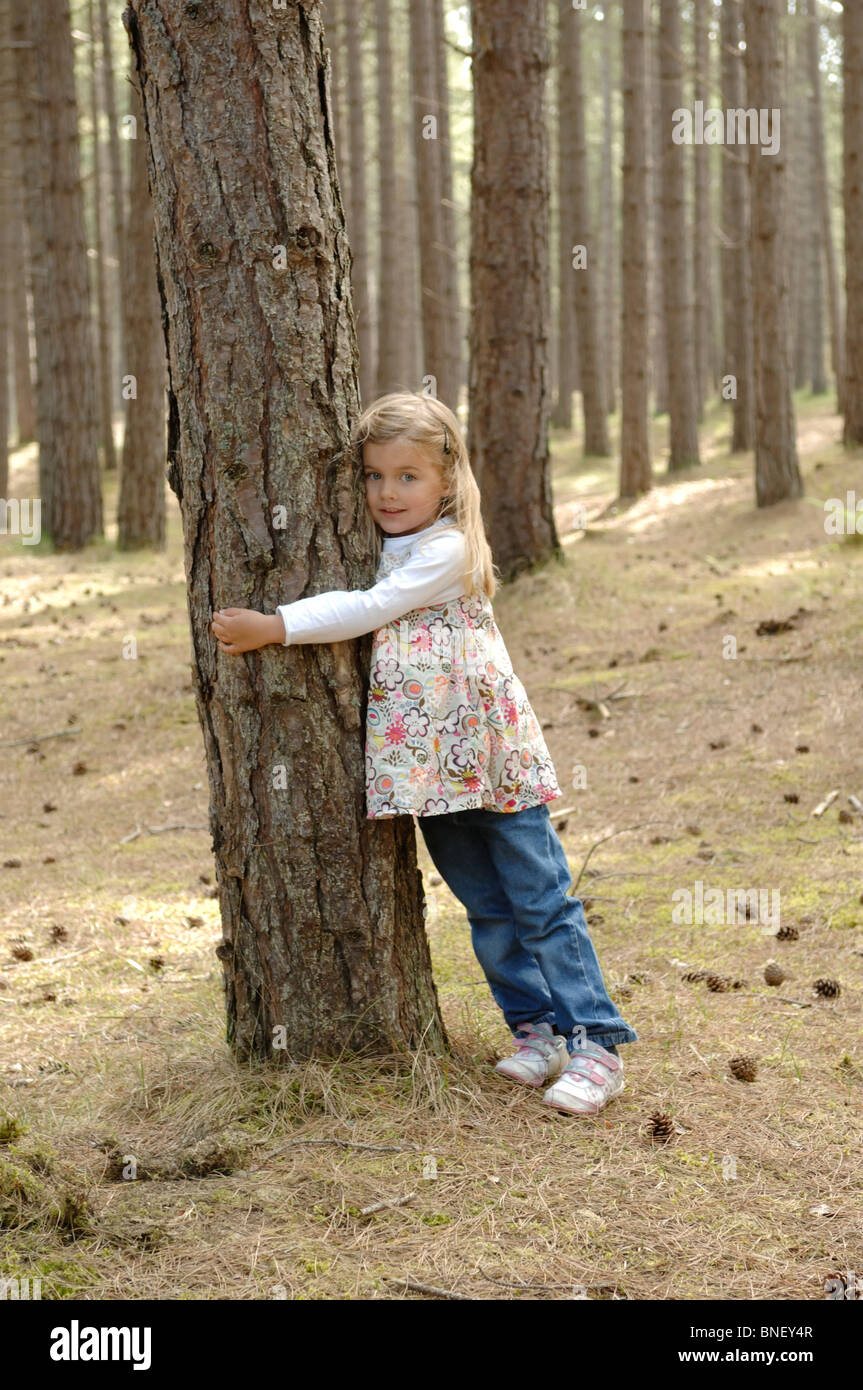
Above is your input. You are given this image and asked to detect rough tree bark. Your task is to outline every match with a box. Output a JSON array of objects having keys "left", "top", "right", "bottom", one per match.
[
  {"left": 658, "top": 0, "right": 700, "bottom": 470},
  {"left": 619, "top": 0, "right": 652, "bottom": 498},
  {"left": 123, "top": 0, "right": 446, "bottom": 1062},
  {"left": 720, "top": 0, "right": 755, "bottom": 452},
  {"left": 843, "top": 0, "right": 863, "bottom": 443},
  {"left": 744, "top": 0, "right": 803, "bottom": 505},
  {"left": 468, "top": 0, "right": 558, "bottom": 578},
  {"left": 117, "top": 65, "right": 166, "bottom": 550}
]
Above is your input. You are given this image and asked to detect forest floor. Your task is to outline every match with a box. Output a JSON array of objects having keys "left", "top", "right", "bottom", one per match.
[{"left": 0, "top": 393, "right": 861, "bottom": 1301}]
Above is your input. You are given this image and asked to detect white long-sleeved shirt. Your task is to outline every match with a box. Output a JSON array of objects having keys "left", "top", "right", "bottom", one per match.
[{"left": 276, "top": 518, "right": 472, "bottom": 645}]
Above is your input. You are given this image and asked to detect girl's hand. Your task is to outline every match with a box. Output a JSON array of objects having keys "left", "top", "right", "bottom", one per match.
[{"left": 212, "top": 608, "right": 285, "bottom": 654}]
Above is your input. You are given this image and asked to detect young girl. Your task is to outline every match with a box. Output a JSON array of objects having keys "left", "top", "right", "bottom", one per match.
[{"left": 212, "top": 392, "right": 637, "bottom": 1115}]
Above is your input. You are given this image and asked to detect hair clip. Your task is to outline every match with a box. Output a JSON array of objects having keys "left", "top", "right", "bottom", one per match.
[{"left": 442, "top": 423, "right": 450, "bottom": 454}]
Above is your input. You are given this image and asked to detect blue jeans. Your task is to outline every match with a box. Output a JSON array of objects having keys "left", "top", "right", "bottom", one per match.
[{"left": 418, "top": 803, "right": 638, "bottom": 1053}]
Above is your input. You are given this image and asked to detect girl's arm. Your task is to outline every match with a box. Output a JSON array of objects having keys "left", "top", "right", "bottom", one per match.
[{"left": 212, "top": 530, "right": 466, "bottom": 654}]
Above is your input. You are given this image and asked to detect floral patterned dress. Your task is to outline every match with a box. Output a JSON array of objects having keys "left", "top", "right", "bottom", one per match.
[{"left": 365, "top": 544, "right": 561, "bottom": 818}]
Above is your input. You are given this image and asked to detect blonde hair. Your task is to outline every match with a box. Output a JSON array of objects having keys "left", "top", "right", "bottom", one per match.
[{"left": 350, "top": 392, "right": 498, "bottom": 599}]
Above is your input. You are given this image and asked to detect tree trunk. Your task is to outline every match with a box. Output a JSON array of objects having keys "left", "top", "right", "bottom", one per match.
[
  {"left": 552, "top": 0, "right": 575, "bottom": 431},
  {"left": 14, "top": 6, "right": 53, "bottom": 508},
  {"left": 693, "top": 0, "right": 711, "bottom": 418},
  {"left": 720, "top": 0, "right": 755, "bottom": 451},
  {"left": 791, "top": 5, "right": 813, "bottom": 392},
  {"left": 619, "top": 0, "right": 652, "bottom": 498},
  {"left": 468, "top": 0, "right": 558, "bottom": 579},
  {"left": 117, "top": 65, "right": 166, "bottom": 551},
  {"left": 18, "top": 0, "right": 102, "bottom": 547},
  {"left": 375, "top": 0, "right": 401, "bottom": 395},
  {"left": 805, "top": 0, "right": 842, "bottom": 410},
  {"left": 123, "top": 0, "right": 445, "bottom": 1062},
  {"left": 600, "top": 4, "right": 617, "bottom": 417},
  {"left": 744, "top": 0, "right": 803, "bottom": 505},
  {"left": 0, "top": 0, "right": 11, "bottom": 498},
  {"left": 99, "top": 0, "right": 127, "bottom": 420},
  {"left": 88, "top": 0, "right": 117, "bottom": 474},
  {"left": 659, "top": 0, "right": 700, "bottom": 470},
  {"left": 325, "top": 0, "right": 350, "bottom": 217},
  {"left": 843, "top": 0, "right": 863, "bottom": 443},
  {"left": 433, "top": 0, "right": 462, "bottom": 407},
  {"left": 410, "top": 0, "right": 459, "bottom": 408},
  {"left": 806, "top": 43, "right": 827, "bottom": 401},
  {"left": 649, "top": 15, "right": 667, "bottom": 418},
  {"left": 397, "top": 0, "right": 423, "bottom": 391},
  {"left": 344, "top": 0, "right": 374, "bottom": 405},
  {"left": 8, "top": 33, "right": 35, "bottom": 449},
  {"left": 563, "top": 2, "right": 609, "bottom": 456}
]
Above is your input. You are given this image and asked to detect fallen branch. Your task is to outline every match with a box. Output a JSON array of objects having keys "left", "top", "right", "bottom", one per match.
[
  {"left": 383, "top": 1276, "right": 471, "bottom": 1301},
  {"left": 0, "top": 726, "right": 82, "bottom": 749},
  {"left": 812, "top": 790, "right": 840, "bottom": 818},
  {"left": 359, "top": 1191, "right": 417, "bottom": 1217},
  {"left": 480, "top": 1267, "right": 623, "bottom": 1297},
  {"left": 119, "top": 822, "right": 208, "bottom": 845},
  {"left": 247, "top": 1137, "right": 419, "bottom": 1170},
  {"left": 569, "top": 822, "right": 667, "bottom": 895},
  {"left": 756, "top": 994, "right": 812, "bottom": 1008},
  {"left": 738, "top": 655, "right": 811, "bottom": 664},
  {"left": 40, "top": 944, "right": 99, "bottom": 966}
]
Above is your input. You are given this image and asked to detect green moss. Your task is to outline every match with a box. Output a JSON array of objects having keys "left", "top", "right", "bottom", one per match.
[{"left": 0, "top": 1112, "right": 27, "bottom": 1146}]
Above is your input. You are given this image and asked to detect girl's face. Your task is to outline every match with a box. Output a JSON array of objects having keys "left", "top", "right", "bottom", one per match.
[{"left": 362, "top": 438, "right": 451, "bottom": 536}]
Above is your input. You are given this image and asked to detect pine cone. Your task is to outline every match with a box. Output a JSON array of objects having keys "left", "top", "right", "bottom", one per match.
[
  {"left": 764, "top": 961, "right": 785, "bottom": 986},
  {"left": 705, "top": 973, "right": 731, "bottom": 992},
  {"left": 647, "top": 1111, "right": 675, "bottom": 1143},
  {"left": 776, "top": 923, "right": 799, "bottom": 941},
  {"left": 682, "top": 969, "right": 707, "bottom": 983},
  {"left": 813, "top": 977, "right": 841, "bottom": 999},
  {"left": 627, "top": 971, "right": 650, "bottom": 985},
  {"left": 729, "top": 1055, "right": 758, "bottom": 1082}
]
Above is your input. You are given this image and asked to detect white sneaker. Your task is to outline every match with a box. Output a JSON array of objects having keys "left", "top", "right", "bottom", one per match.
[
  {"left": 542, "top": 1040, "right": 625, "bottom": 1115},
  {"left": 494, "top": 1021, "right": 569, "bottom": 1089}
]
